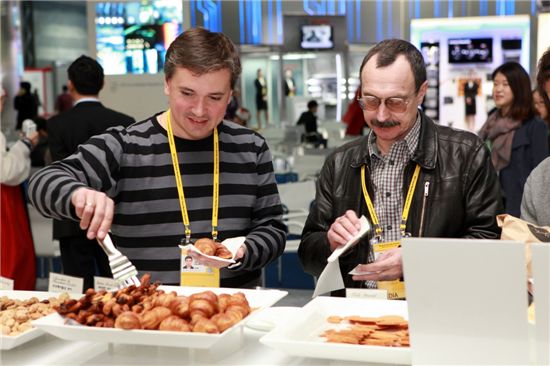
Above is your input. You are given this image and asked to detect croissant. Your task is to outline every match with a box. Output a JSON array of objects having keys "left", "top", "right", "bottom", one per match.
[
  {"left": 192, "top": 317, "right": 219, "bottom": 333},
  {"left": 190, "top": 291, "right": 218, "bottom": 305},
  {"left": 214, "top": 243, "right": 233, "bottom": 259},
  {"left": 154, "top": 292, "right": 177, "bottom": 308},
  {"left": 194, "top": 238, "right": 216, "bottom": 256},
  {"left": 211, "top": 310, "right": 241, "bottom": 332},
  {"left": 140, "top": 306, "right": 172, "bottom": 330},
  {"left": 189, "top": 299, "right": 216, "bottom": 318},
  {"left": 189, "top": 311, "right": 207, "bottom": 325},
  {"left": 169, "top": 296, "right": 190, "bottom": 318},
  {"left": 115, "top": 311, "right": 141, "bottom": 330},
  {"left": 225, "top": 304, "right": 249, "bottom": 318},
  {"left": 217, "top": 294, "right": 230, "bottom": 313},
  {"left": 158, "top": 315, "right": 191, "bottom": 332}
]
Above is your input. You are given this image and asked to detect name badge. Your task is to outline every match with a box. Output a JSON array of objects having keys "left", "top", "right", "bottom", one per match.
[
  {"left": 48, "top": 273, "right": 84, "bottom": 294},
  {"left": 180, "top": 247, "right": 220, "bottom": 288},
  {"left": 372, "top": 241, "right": 406, "bottom": 300}
]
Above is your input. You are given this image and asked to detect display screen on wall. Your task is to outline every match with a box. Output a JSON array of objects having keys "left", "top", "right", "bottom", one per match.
[
  {"left": 95, "top": 1, "right": 182, "bottom": 75},
  {"left": 448, "top": 38, "right": 493, "bottom": 64},
  {"left": 300, "top": 25, "right": 334, "bottom": 50}
]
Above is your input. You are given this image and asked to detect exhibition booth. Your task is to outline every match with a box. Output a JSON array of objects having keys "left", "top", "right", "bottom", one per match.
[{"left": 411, "top": 15, "right": 530, "bottom": 132}]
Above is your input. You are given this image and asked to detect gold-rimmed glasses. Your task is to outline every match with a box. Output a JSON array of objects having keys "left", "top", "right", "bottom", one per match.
[{"left": 357, "top": 94, "right": 414, "bottom": 113}]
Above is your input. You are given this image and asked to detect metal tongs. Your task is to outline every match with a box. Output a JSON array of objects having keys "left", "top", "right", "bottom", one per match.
[{"left": 96, "top": 233, "right": 140, "bottom": 288}]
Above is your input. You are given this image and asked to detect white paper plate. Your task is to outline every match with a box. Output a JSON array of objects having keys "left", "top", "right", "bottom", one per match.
[
  {"left": 179, "top": 236, "right": 246, "bottom": 265},
  {"left": 260, "top": 296, "right": 411, "bottom": 365},
  {"left": 0, "top": 290, "right": 80, "bottom": 350},
  {"left": 245, "top": 306, "right": 301, "bottom": 332},
  {"left": 33, "top": 286, "right": 287, "bottom": 349}
]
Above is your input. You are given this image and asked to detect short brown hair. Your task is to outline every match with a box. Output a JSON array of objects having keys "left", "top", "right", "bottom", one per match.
[
  {"left": 492, "top": 62, "right": 534, "bottom": 121},
  {"left": 359, "top": 39, "right": 426, "bottom": 92},
  {"left": 537, "top": 47, "right": 550, "bottom": 106},
  {"left": 164, "top": 27, "right": 242, "bottom": 89}
]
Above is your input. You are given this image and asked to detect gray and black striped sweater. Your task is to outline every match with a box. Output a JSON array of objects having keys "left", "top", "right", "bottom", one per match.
[{"left": 29, "top": 116, "right": 286, "bottom": 286}]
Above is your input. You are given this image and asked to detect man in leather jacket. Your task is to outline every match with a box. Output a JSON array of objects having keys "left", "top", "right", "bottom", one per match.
[{"left": 298, "top": 39, "right": 503, "bottom": 293}]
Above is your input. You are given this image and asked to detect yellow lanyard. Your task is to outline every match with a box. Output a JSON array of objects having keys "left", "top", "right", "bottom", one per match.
[
  {"left": 166, "top": 109, "right": 220, "bottom": 243},
  {"left": 361, "top": 163, "right": 421, "bottom": 240}
]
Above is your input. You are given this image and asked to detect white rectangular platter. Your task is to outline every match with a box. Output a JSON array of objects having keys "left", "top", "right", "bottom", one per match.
[
  {"left": 33, "top": 286, "right": 287, "bottom": 349},
  {"left": 260, "top": 296, "right": 411, "bottom": 365},
  {"left": 1, "top": 290, "right": 80, "bottom": 351}
]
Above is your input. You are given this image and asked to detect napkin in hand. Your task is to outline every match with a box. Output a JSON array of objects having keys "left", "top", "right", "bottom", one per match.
[{"left": 312, "top": 216, "right": 370, "bottom": 297}]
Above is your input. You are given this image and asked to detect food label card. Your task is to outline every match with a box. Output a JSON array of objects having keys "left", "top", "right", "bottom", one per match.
[
  {"left": 346, "top": 288, "right": 388, "bottom": 300},
  {"left": 94, "top": 276, "right": 119, "bottom": 291},
  {"left": 0, "top": 276, "right": 14, "bottom": 290},
  {"left": 48, "top": 273, "right": 84, "bottom": 294}
]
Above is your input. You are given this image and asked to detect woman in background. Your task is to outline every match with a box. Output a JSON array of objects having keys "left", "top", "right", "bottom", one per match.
[
  {"left": 1, "top": 87, "right": 38, "bottom": 290},
  {"left": 533, "top": 88, "right": 550, "bottom": 149},
  {"left": 479, "top": 62, "right": 549, "bottom": 217}
]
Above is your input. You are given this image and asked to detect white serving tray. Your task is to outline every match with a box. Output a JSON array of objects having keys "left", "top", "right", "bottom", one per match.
[
  {"left": 260, "top": 296, "right": 411, "bottom": 365},
  {"left": 0, "top": 290, "right": 80, "bottom": 351},
  {"left": 33, "top": 286, "right": 287, "bottom": 349}
]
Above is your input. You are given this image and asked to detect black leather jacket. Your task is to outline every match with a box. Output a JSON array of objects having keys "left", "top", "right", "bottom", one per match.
[{"left": 298, "top": 112, "right": 504, "bottom": 288}]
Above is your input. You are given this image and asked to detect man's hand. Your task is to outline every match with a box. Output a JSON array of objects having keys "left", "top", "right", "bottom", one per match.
[
  {"left": 351, "top": 247, "right": 403, "bottom": 282},
  {"left": 189, "top": 245, "right": 246, "bottom": 269},
  {"left": 71, "top": 187, "right": 114, "bottom": 241},
  {"left": 327, "top": 210, "right": 361, "bottom": 252}
]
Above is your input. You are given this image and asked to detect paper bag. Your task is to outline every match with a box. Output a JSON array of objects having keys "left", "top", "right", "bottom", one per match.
[{"left": 497, "top": 214, "right": 550, "bottom": 279}]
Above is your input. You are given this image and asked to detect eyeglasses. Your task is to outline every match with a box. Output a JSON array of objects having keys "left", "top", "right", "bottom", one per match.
[{"left": 357, "top": 95, "right": 413, "bottom": 113}]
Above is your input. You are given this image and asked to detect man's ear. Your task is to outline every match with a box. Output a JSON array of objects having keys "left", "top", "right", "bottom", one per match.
[
  {"left": 227, "top": 89, "right": 234, "bottom": 105},
  {"left": 163, "top": 78, "right": 170, "bottom": 96},
  {"left": 67, "top": 80, "right": 76, "bottom": 96},
  {"left": 416, "top": 80, "right": 429, "bottom": 106}
]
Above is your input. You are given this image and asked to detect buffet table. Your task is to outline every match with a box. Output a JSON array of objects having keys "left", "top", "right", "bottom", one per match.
[{"left": 2, "top": 328, "right": 371, "bottom": 366}]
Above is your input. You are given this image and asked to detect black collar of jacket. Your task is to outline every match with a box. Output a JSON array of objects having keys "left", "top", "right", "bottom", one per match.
[{"left": 349, "top": 110, "right": 438, "bottom": 170}]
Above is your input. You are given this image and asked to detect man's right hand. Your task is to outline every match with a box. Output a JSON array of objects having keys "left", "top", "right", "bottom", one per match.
[
  {"left": 71, "top": 187, "right": 114, "bottom": 241},
  {"left": 327, "top": 210, "right": 361, "bottom": 252}
]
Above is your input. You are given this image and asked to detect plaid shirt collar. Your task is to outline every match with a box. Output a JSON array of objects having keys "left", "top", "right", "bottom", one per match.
[{"left": 368, "top": 111, "right": 422, "bottom": 159}]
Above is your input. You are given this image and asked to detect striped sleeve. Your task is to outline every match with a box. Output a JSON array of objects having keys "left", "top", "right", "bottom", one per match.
[
  {"left": 28, "top": 130, "right": 124, "bottom": 221},
  {"left": 237, "top": 137, "right": 287, "bottom": 271}
]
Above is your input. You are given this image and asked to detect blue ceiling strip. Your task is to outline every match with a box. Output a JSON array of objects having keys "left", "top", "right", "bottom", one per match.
[
  {"left": 448, "top": 0, "right": 453, "bottom": 17},
  {"left": 355, "top": 0, "right": 360, "bottom": 41},
  {"left": 276, "top": 0, "right": 282, "bottom": 44},
  {"left": 239, "top": 0, "right": 245, "bottom": 43},
  {"left": 339, "top": 0, "right": 345, "bottom": 15},
  {"left": 434, "top": 0, "right": 440, "bottom": 17},
  {"left": 196, "top": 0, "right": 207, "bottom": 29},
  {"left": 268, "top": 0, "right": 273, "bottom": 44},
  {"left": 387, "top": 0, "right": 392, "bottom": 38},
  {"left": 303, "top": 0, "right": 315, "bottom": 15},
  {"left": 479, "top": 0, "right": 487, "bottom": 16},
  {"left": 328, "top": 0, "right": 335, "bottom": 15},
  {"left": 415, "top": 0, "right": 420, "bottom": 19},
  {"left": 191, "top": 0, "right": 197, "bottom": 27},
  {"left": 461, "top": 0, "right": 466, "bottom": 16},
  {"left": 376, "top": 0, "right": 383, "bottom": 41},
  {"left": 347, "top": 0, "right": 353, "bottom": 42},
  {"left": 246, "top": 0, "right": 252, "bottom": 43}
]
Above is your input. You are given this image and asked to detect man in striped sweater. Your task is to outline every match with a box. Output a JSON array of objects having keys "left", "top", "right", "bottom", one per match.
[{"left": 29, "top": 28, "right": 286, "bottom": 288}]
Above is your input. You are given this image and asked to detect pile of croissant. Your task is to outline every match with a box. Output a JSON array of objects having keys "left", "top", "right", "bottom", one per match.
[
  {"left": 194, "top": 238, "right": 233, "bottom": 259},
  {"left": 55, "top": 274, "right": 250, "bottom": 333}
]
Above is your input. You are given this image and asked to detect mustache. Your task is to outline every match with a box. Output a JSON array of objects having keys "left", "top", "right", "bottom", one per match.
[{"left": 370, "top": 119, "right": 400, "bottom": 128}]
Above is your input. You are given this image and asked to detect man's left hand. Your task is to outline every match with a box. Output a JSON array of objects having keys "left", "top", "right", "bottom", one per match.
[
  {"left": 189, "top": 245, "right": 246, "bottom": 269},
  {"left": 351, "top": 248, "right": 403, "bottom": 281}
]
